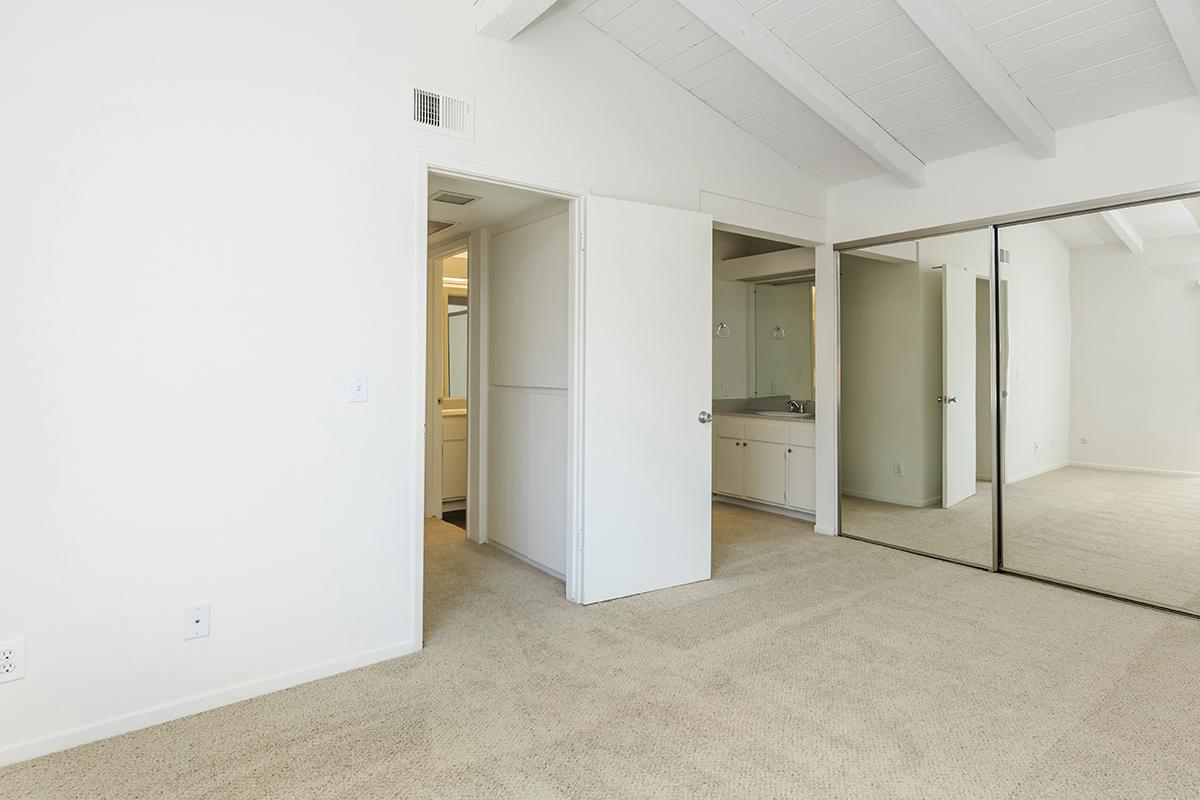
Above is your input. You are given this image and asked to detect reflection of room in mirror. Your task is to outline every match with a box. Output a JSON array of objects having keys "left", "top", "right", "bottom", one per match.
[
  {"left": 1000, "top": 197, "right": 1200, "bottom": 611},
  {"left": 839, "top": 229, "right": 996, "bottom": 568}
]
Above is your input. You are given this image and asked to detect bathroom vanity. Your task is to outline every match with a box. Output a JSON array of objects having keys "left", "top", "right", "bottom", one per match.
[{"left": 712, "top": 412, "right": 815, "bottom": 516}]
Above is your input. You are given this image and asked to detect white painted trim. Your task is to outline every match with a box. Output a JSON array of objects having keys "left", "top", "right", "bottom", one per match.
[
  {"left": 468, "top": 229, "right": 488, "bottom": 546},
  {"left": 677, "top": 0, "right": 925, "bottom": 188},
  {"left": 1069, "top": 461, "right": 1200, "bottom": 478},
  {"left": 700, "top": 190, "right": 827, "bottom": 245},
  {"left": 0, "top": 640, "right": 418, "bottom": 768},
  {"left": 712, "top": 494, "right": 815, "bottom": 523},
  {"left": 1157, "top": 0, "right": 1200, "bottom": 94},
  {"left": 1099, "top": 209, "right": 1143, "bottom": 252},
  {"left": 893, "top": 0, "right": 1055, "bottom": 159},
  {"left": 840, "top": 488, "right": 942, "bottom": 508},
  {"left": 487, "top": 540, "right": 567, "bottom": 580},
  {"left": 474, "top": 0, "right": 558, "bottom": 41},
  {"left": 1005, "top": 461, "right": 1069, "bottom": 484}
]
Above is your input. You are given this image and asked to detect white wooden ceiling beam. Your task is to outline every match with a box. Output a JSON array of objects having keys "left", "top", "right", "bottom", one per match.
[
  {"left": 1182, "top": 197, "right": 1200, "bottom": 227},
  {"left": 893, "top": 0, "right": 1055, "bottom": 159},
  {"left": 1156, "top": 0, "right": 1200, "bottom": 93},
  {"left": 1100, "top": 210, "right": 1144, "bottom": 253},
  {"left": 475, "top": 0, "right": 559, "bottom": 41},
  {"left": 675, "top": 0, "right": 926, "bottom": 188}
]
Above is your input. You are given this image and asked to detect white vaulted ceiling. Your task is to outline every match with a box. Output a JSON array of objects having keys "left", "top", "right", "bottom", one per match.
[{"left": 565, "top": 0, "right": 1200, "bottom": 187}]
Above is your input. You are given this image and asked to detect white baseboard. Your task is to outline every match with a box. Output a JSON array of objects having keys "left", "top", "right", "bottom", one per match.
[
  {"left": 487, "top": 540, "right": 566, "bottom": 581},
  {"left": 814, "top": 524, "right": 836, "bottom": 536},
  {"left": 712, "top": 494, "right": 816, "bottom": 522},
  {"left": 1006, "top": 462, "right": 1069, "bottom": 483},
  {"left": 0, "top": 639, "right": 420, "bottom": 769},
  {"left": 1068, "top": 461, "right": 1200, "bottom": 478},
  {"left": 840, "top": 488, "right": 941, "bottom": 508}
]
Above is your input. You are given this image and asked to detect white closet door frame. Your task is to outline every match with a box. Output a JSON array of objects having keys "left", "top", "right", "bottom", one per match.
[{"left": 414, "top": 156, "right": 588, "bottom": 647}]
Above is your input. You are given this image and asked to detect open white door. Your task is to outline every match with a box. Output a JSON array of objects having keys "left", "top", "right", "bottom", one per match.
[
  {"left": 942, "top": 264, "right": 977, "bottom": 508},
  {"left": 581, "top": 196, "right": 712, "bottom": 604}
]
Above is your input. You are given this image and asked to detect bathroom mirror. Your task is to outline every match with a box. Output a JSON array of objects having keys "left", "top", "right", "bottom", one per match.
[
  {"left": 753, "top": 280, "right": 815, "bottom": 402},
  {"left": 444, "top": 291, "right": 468, "bottom": 400}
]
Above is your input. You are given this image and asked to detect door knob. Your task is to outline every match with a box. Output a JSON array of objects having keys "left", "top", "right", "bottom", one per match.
[
  {"left": 936, "top": 396, "right": 944, "bottom": 404},
  {"left": 698, "top": 411, "right": 713, "bottom": 424}
]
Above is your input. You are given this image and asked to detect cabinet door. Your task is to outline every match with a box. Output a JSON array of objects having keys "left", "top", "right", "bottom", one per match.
[
  {"left": 744, "top": 441, "right": 786, "bottom": 505},
  {"left": 713, "top": 437, "right": 744, "bottom": 497},
  {"left": 786, "top": 446, "right": 816, "bottom": 512}
]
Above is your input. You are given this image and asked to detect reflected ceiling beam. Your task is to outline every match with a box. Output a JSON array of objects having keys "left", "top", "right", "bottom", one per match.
[
  {"left": 475, "top": 0, "right": 558, "bottom": 41},
  {"left": 1156, "top": 0, "right": 1200, "bottom": 93},
  {"left": 894, "top": 0, "right": 1056, "bottom": 159},
  {"left": 676, "top": 0, "right": 926, "bottom": 188},
  {"left": 1182, "top": 197, "right": 1200, "bottom": 227},
  {"left": 1100, "top": 210, "right": 1144, "bottom": 253}
]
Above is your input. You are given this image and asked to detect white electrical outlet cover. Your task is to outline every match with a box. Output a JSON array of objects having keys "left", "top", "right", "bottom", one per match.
[
  {"left": 185, "top": 603, "right": 211, "bottom": 640},
  {"left": 347, "top": 373, "right": 368, "bottom": 403},
  {"left": 0, "top": 636, "right": 27, "bottom": 684}
]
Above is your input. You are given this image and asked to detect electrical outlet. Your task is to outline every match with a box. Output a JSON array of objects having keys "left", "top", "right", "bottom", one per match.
[
  {"left": 893, "top": 461, "right": 905, "bottom": 477},
  {"left": 185, "top": 603, "right": 210, "bottom": 640},
  {"left": 1034, "top": 441, "right": 1040, "bottom": 453},
  {"left": 346, "top": 373, "right": 368, "bottom": 403},
  {"left": 0, "top": 637, "right": 27, "bottom": 684}
]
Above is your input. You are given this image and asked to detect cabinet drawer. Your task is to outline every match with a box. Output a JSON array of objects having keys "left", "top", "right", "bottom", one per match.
[
  {"left": 788, "top": 422, "right": 815, "bottom": 447},
  {"left": 714, "top": 415, "right": 744, "bottom": 439},
  {"left": 744, "top": 419, "right": 787, "bottom": 444}
]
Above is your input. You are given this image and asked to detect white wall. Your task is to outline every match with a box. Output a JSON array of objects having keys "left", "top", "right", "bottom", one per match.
[
  {"left": 829, "top": 98, "right": 1200, "bottom": 244},
  {"left": 1068, "top": 236, "right": 1200, "bottom": 473},
  {"left": 713, "top": 279, "right": 751, "bottom": 399},
  {"left": 0, "top": 0, "right": 828, "bottom": 765},
  {"left": 486, "top": 212, "right": 568, "bottom": 575},
  {"left": 840, "top": 254, "right": 939, "bottom": 506},
  {"left": 997, "top": 223, "right": 1073, "bottom": 482}
]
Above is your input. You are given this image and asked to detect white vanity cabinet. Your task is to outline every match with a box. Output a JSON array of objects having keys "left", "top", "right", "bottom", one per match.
[{"left": 712, "top": 413, "right": 815, "bottom": 514}]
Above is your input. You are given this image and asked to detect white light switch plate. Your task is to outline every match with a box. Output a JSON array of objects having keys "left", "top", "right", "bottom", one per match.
[
  {"left": 0, "top": 637, "right": 26, "bottom": 684},
  {"left": 185, "top": 603, "right": 210, "bottom": 640},
  {"left": 347, "top": 373, "right": 368, "bottom": 403}
]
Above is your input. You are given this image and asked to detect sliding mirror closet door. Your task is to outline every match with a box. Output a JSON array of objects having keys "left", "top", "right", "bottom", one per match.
[
  {"left": 839, "top": 229, "right": 997, "bottom": 568},
  {"left": 998, "top": 199, "right": 1200, "bottom": 612}
]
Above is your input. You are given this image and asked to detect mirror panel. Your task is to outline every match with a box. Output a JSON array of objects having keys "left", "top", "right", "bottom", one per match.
[
  {"left": 998, "top": 199, "right": 1200, "bottom": 611},
  {"left": 839, "top": 229, "right": 995, "bottom": 568},
  {"left": 754, "top": 281, "right": 814, "bottom": 402}
]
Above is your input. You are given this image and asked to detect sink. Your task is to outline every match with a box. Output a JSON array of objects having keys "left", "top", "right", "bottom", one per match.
[{"left": 754, "top": 411, "right": 815, "bottom": 420}]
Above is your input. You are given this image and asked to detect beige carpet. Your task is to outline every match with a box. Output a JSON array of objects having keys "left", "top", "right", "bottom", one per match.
[
  {"left": 842, "top": 466, "right": 1200, "bottom": 611},
  {"left": 4, "top": 504, "right": 1200, "bottom": 799},
  {"left": 841, "top": 482, "right": 994, "bottom": 567},
  {"left": 1004, "top": 466, "right": 1200, "bottom": 612}
]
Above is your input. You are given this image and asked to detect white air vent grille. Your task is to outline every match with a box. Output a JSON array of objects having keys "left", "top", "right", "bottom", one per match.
[
  {"left": 430, "top": 190, "right": 480, "bottom": 206},
  {"left": 410, "top": 84, "right": 474, "bottom": 141},
  {"left": 428, "top": 219, "right": 456, "bottom": 236}
]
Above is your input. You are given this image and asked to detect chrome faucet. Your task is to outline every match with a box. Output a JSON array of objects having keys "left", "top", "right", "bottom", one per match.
[{"left": 786, "top": 400, "right": 802, "bottom": 413}]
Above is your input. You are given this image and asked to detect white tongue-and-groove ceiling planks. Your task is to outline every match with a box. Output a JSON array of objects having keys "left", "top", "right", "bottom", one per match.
[{"left": 568, "top": 0, "right": 1200, "bottom": 187}]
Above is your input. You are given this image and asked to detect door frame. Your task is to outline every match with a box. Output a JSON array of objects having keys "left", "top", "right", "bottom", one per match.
[
  {"left": 425, "top": 238, "right": 470, "bottom": 520},
  {"left": 413, "top": 155, "right": 588, "bottom": 644}
]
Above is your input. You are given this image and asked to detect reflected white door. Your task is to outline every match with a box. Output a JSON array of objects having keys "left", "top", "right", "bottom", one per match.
[
  {"left": 943, "top": 264, "right": 977, "bottom": 507},
  {"left": 581, "top": 196, "right": 712, "bottom": 604}
]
